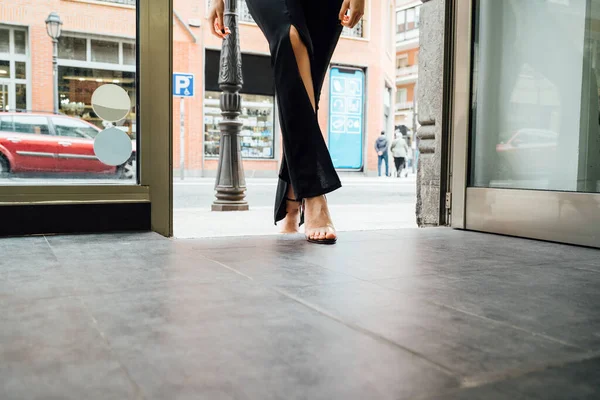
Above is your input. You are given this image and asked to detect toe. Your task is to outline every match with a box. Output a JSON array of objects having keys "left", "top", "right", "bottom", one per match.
[{"left": 325, "top": 230, "right": 337, "bottom": 240}]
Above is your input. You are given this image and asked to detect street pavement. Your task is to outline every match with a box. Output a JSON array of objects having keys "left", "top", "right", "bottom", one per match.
[
  {"left": 174, "top": 174, "right": 417, "bottom": 238},
  {"left": 0, "top": 173, "right": 418, "bottom": 238}
]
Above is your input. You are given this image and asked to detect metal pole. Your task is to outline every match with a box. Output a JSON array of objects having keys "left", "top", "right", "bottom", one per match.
[
  {"left": 212, "top": 0, "right": 248, "bottom": 211},
  {"left": 180, "top": 97, "right": 185, "bottom": 180},
  {"left": 52, "top": 38, "right": 59, "bottom": 114}
]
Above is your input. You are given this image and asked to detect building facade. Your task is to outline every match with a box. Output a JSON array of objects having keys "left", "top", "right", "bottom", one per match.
[
  {"left": 417, "top": 0, "right": 600, "bottom": 248},
  {"left": 394, "top": 0, "right": 421, "bottom": 131},
  {"left": 0, "top": 0, "right": 396, "bottom": 178}
]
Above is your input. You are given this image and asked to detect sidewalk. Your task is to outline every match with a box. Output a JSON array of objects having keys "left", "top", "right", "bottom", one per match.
[{"left": 174, "top": 174, "right": 417, "bottom": 238}]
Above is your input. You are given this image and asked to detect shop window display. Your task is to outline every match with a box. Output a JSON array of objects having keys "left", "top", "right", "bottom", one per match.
[
  {"left": 58, "top": 66, "right": 136, "bottom": 137},
  {"left": 204, "top": 91, "right": 275, "bottom": 159}
]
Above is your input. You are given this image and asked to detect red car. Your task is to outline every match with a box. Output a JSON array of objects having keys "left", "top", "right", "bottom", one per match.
[
  {"left": 495, "top": 128, "right": 557, "bottom": 180},
  {"left": 0, "top": 113, "right": 136, "bottom": 179}
]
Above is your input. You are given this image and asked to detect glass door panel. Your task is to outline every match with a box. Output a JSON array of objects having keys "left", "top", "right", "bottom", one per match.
[
  {"left": 0, "top": 6, "right": 137, "bottom": 185},
  {"left": 462, "top": 0, "right": 600, "bottom": 247},
  {"left": 470, "top": 0, "right": 600, "bottom": 193}
]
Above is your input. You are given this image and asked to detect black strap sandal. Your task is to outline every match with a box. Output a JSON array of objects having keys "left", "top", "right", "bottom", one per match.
[{"left": 302, "top": 198, "right": 337, "bottom": 245}]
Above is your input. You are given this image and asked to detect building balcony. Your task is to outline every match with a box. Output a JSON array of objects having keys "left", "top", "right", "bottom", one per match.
[
  {"left": 395, "top": 101, "right": 414, "bottom": 112},
  {"left": 396, "top": 29, "right": 419, "bottom": 50},
  {"left": 396, "top": 65, "right": 418, "bottom": 84}
]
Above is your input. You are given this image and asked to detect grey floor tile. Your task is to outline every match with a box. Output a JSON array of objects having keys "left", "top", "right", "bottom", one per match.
[
  {"left": 0, "top": 297, "right": 137, "bottom": 400},
  {"left": 285, "top": 281, "right": 585, "bottom": 379},
  {"left": 202, "top": 246, "right": 360, "bottom": 288},
  {"left": 374, "top": 264, "right": 600, "bottom": 348},
  {"left": 427, "top": 355, "right": 600, "bottom": 400},
  {"left": 81, "top": 280, "right": 459, "bottom": 400}
]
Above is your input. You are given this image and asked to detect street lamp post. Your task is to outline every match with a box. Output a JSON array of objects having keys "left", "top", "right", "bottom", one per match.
[
  {"left": 45, "top": 12, "right": 63, "bottom": 115},
  {"left": 212, "top": 0, "right": 249, "bottom": 211}
]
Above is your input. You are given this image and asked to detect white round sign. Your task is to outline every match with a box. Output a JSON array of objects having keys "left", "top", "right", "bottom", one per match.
[
  {"left": 91, "top": 84, "right": 131, "bottom": 122},
  {"left": 93, "top": 127, "right": 133, "bottom": 166}
]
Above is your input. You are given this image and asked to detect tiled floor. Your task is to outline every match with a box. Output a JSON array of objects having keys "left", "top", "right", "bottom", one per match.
[{"left": 1, "top": 228, "right": 599, "bottom": 399}]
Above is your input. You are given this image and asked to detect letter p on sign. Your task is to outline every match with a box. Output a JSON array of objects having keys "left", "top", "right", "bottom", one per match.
[{"left": 173, "top": 73, "right": 195, "bottom": 97}]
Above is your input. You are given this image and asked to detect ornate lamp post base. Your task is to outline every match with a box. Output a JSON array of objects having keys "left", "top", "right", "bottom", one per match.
[{"left": 211, "top": 0, "right": 248, "bottom": 212}]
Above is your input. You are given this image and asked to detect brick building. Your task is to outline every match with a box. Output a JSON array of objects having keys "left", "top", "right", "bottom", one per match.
[{"left": 0, "top": 0, "right": 395, "bottom": 177}]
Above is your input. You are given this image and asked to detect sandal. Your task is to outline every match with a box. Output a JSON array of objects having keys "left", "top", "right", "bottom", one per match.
[{"left": 302, "top": 197, "right": 337, "bottom": 245}]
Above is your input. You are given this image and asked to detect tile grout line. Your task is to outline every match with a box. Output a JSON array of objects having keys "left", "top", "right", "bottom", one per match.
[
  {"left": 367, "top": 279, "right": 586, "bottom": 351},
  {"left": 43, "top": 235, "right": 148, "bottom": 400},
  {"left": 410, "top": 351, "right": 600, "bottom": 400},
  {"left": 199, "top": 252, "right": 461, "bottom": 380},
  {"left": 459, "top": 350, "right": 600, "bottom": 389}
]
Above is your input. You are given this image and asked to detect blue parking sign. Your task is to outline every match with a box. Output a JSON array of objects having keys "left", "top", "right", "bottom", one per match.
[{"left": 173, "top": 73, "right": 194, "bottom": 97}]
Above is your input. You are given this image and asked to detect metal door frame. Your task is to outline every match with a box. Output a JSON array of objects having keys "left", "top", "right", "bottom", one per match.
[
  {"left": 0, "top": 0, "right": 173, "bottom": 237},
  {"left": 449, "top": 0, "right": 600, "bottom": 248}
]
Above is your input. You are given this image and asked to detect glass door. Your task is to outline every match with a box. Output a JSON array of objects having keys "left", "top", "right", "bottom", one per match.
[
  {"left": 0, "top": 0, "right": 173, "bottom": 236},
  {"left": 451, "top": 0, "right": 600, "bottom": 248}
]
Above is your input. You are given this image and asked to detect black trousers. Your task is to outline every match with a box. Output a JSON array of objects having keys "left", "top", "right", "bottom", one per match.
[
  {"left": 245, "top": 0, "right": 344, "bottom": 224},
  {"left": 394, "top": 157, "right": 406, "bottom": 174}
]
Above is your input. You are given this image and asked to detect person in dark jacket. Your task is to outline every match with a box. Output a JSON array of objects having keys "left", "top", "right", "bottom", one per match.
[{"left": 375, "top": 131, "right": 390, "bottom": 177}]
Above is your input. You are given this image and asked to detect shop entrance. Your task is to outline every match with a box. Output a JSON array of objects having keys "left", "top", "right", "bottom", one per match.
[{"left": 450, "top": 0, "right": 600, "bottom": 248}]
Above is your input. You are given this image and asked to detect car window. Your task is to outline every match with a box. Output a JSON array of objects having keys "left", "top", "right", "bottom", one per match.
[
  {"left": 53, "top": 117, "right": 98, "bottom": 139},
  {"left": 12, "top": 116, "right": 50, "bottom": 135},
  {"left": 0, "top": 115, "right": 13, "bottom": 132}
]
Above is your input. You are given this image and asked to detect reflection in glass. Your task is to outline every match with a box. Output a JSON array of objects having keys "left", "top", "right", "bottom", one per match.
[
  {"left": 0, "top": 84, "right": 7, "bottom": 111},
  {"left": 15, "top": 61, "right": 26, "bottom": 79},
  {"left": 58, "top": 36, "right": 87, "bottom": 61},
  {"left": 123, "top": 43, "right": 136, "bottom": 65},
  {"left": 58, "top": 66, "right": 136, "bottom": 133},
  {"left": 14, "top": 30, "right": 26, "bottom": 54},
  {"left": 0, "top": 60, "right": 9, "bottom": 78},
  {"left": 204, "top": 91, "right": 275, "bottom": 159},
  {"left": 470, "top": 0, "right": 600, "bottom": 193},
  {"left": 0, "top": 29, "right": 8, "bottom": 53},
  {"left": 91, "top": 40, "right": 119, "bottom": 64},
  {"left": 15, "top": 84, "right": 26, "bottom": 110}
]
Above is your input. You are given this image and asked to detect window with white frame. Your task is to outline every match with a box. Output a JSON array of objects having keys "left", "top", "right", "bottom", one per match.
[
  {"left": 57, "top": 34, "right": 136, "bottom": 129},
  {"left": 396, "top": 88, "right": 408, "bottom": 103},
  {"left": 396, "top": 5, "right": 420, "bottom": 42},
  {"left": 0, "top": 26, "right": 29, "bottom": 111},
  {"left": 58, "top": 35, "right": 136, "bottom": 68}
]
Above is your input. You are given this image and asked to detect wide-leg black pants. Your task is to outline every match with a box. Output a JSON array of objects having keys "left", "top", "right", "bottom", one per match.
[{"left": 245, "top": 0, "right": 344, "bottom": 224}]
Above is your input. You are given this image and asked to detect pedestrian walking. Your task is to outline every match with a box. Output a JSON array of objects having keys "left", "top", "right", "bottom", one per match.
[
  {"left": 375, "top": 131, "right": 390, "bottom": 177},
  {"left": 390, "top": 132, "right": 410, "bottom": 177},
  {"left": 209, "top": 0, "right": 365, "bottom": 244}
]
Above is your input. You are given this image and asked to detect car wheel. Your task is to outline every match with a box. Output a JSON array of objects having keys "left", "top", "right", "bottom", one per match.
[
  {"left": 118, "top": 155, "right": 136, "bottom": 180},
  {"left": 0, "top": 155, "right": 10, "bottom": 178}
]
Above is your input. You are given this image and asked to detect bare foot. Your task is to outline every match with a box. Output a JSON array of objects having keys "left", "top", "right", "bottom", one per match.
[
  {"left": 304, "top": 195, "right": 336, "bottom": 242},
  {"left": 280, "top": 185, "right": 301, "bottom": 234},
  {"left": 280, "top": 199, "right": 301, "bottom": 234}
]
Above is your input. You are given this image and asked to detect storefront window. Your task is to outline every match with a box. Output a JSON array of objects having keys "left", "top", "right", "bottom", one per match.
[
  {"left": 0, "top": 60, "right": 9, "bottom": 78},
  {"left": 91, "top": 40, "right": 119, "bottom": 64},
  {"left": 14, "top": 30, "right": 26, "bottom": 55},
  {"left": 58, "top": 37, "right": 87, "bottom": 61},
  {"left": 0, "top": 29, "right": 8, "bottom": 53},
  {"left": 58, "top": 66, "right": 136, "bottom": 135},
  {"left": 15, "top": 62, "right": 25, "bottom": 79},
  {"left": 470, "top": 0, "right": 600, "bottom": 193},
  {"left": 123, "top": 43, "right": 136, "bottom": 65},
  {"left": 204, "top": 91, "right": 275, "bottom": 159},
  {"left": 15, "top": 83, "right": 26, "bottom": 110}
]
